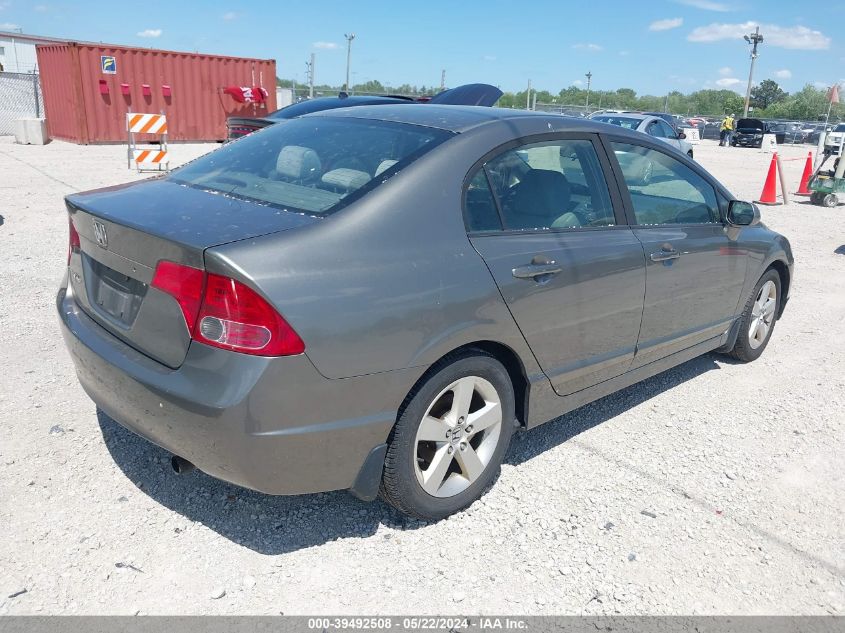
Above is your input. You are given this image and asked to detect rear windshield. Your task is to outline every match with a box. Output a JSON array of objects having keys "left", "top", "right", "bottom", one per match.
[
  {"left": 170, "top": 117, "right": 452, "bottom": 215},
  {"left": 593, "top": 116, "right": 641, "bottom": 130}
]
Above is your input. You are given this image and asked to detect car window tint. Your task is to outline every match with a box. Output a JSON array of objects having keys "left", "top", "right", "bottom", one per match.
[
  {"left": 170, "top": 117, "right": 451, "bottom": 216},
  {"left": 464, "top": 170, "right": 502, "bottom": 232},
  {"left": 482, "top": 139, "right": 615, "bottom": 230},
  {"left": 611, "top": 141, "right": 719, "bottom": 225}
]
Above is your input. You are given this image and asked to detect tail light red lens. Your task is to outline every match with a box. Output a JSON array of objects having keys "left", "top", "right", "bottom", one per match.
[
  {"left": 151, "top": 261, "right": 304, "bottom": 357},
  {"left": 68, "top": 217, "right": 81, "bottom": 264},
  {"left": 150, "top": 261, "right": 205, "bottom": 332}
]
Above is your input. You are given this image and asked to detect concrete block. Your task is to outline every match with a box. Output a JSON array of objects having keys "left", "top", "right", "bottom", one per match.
[{"left": 13, "top": 118, "right": 50, "bottom": 145}]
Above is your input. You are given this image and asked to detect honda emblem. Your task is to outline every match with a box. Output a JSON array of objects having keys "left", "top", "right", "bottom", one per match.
[{"left": 92, "top": 220, "right": 108, "bottom": 249}]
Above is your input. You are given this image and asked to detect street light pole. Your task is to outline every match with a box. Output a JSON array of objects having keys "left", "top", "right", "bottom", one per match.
[
  {"left": 307, "top": 53, "right": 315, "bottom": 99},
  {"left": 742, "top": 26, "right": 763, "bottom": 118},
  {"left": 344, "top": 33, "right": 356, "bottom": 93},
  {"left": 585, "top": 71, "right": 593, "bottom": 109}
]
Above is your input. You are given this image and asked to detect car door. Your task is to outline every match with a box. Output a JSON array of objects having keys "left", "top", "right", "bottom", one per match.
[
  {"left": 465, "top": 135, "right": 646, "bottom": 396},
  {"left": 606, "top": 139, "right": 747, "bottom": 368}
]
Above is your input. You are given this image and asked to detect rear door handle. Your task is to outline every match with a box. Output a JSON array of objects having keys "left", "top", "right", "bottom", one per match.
[
  {"left": 650, "top": 249, "right": 680, "bottom": 262},
  {"left": 512, "top": 263, "right": 563, "bottom": 280}
]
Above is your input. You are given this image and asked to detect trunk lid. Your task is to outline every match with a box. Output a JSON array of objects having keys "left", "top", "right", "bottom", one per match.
[{"left": 66, "top": 178, "right": 317, "bottom": 368}]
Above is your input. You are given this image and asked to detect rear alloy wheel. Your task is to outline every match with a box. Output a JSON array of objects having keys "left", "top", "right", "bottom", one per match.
[
  {"left": 725, "top": 269, "right": 781, "bottom": 362},
  {"left": 380, "top": 353, "right": 514, "bottom": 520}
]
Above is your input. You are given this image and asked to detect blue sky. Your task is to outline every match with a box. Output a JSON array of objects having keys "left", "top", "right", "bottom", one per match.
[{"left": 2, "top": 0, "right": 842, "bottom": 95}]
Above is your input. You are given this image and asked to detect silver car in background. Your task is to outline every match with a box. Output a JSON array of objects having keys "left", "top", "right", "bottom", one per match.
[{"left": 590, "top": 112, "right": 695, "bottom": 159}]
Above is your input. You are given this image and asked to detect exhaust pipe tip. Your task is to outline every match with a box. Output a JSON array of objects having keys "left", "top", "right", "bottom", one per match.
[{"left": 171, "top": 455, "right": 195, "bottom": 475}]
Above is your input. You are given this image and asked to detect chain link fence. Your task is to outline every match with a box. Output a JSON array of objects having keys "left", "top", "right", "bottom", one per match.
[{"left": 0, "top": 72, "right": 44, "bottom": 135}]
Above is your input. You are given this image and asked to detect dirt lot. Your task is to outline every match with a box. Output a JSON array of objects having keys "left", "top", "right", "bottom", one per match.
[{"left": 0, "top": 136, "right": 843, "bottom": 615}]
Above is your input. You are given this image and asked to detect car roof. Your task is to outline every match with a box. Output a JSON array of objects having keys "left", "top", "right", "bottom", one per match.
[
  {"left": 593, "top": 112, "right": 651, "bottom": 122},
  {"left": 304, "top": 104, "right": 618, "bottom": 134}
]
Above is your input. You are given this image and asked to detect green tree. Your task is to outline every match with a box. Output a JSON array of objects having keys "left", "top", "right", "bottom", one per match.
[{"left": 750, "top": 79, "right": 787, "bottom": 110}]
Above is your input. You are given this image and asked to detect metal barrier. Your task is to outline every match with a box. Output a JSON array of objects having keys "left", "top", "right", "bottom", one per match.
[
  {"left": 126, "top": 112, "right": 169, "bottom": 172},
  {"left": 0, "top": 72, "right": 43, "bottom": 135}
]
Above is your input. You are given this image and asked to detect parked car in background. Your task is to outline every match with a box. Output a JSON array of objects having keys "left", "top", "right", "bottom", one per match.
[
  {"left": 58, "top": 105, "right": 792, "bottom": 520},
  {"left": 824, "top": 123, "right": 845, "bottom": 155},
  {"left": 768, "top": 121, "right": 805, "bottom": 144},
  {"left": 226, "top": 83, "right": 503, "bottom": 140},
  {"left": 590, "top": 113, "right": 694, "bottom": 159},
  {"left": 807, "top": 124, "right": 834, "bottom": 145},
  {"left": 731, "top": 118, "right": 784, "bottom": 147}
]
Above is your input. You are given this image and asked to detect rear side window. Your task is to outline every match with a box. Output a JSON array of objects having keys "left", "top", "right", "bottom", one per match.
[
  {"left": 611, "top": 141, "right": 719, "bottom": 225},
  {"left": 464, "top": 171, "right": 502, "bottom": 232},
  {"left": 170, "top": 117, "right": 452, "bottom": 216},
  {"left": 470, "top": 139, "right": 615, "bottom": 231}
]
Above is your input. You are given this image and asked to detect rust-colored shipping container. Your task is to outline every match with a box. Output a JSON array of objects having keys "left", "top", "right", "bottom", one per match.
[{"left": 36, "top": 41, "right": 276, "bottom": 143}]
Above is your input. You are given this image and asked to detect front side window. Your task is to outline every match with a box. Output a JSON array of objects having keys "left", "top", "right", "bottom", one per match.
[
  {"left": 657, "top": 121, "right": 677, "bottom": 138},
  {"left": 611, "top": 141, "right": 719, "bottom": 226},
  {"left": 170, "top": 117, "right": 452, "bottom": 216},
  {"left": 474, "top": 139, "right": 615, "bottom": 231}
]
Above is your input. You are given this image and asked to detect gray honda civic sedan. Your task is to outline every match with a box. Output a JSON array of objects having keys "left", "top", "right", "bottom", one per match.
[{"left": 58, "top": 105, "right": 793, "bottom": 520}]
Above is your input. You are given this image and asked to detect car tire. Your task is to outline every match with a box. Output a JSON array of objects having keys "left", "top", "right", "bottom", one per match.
[
  {"left": 725, "top": 269, "right": 781, "bottom": 363},
  {"left": 380, "top": 351, "right": 515, "bottom": 520},
  {"left": 822, "top": 193, "right": 838, "bottom": 208}
]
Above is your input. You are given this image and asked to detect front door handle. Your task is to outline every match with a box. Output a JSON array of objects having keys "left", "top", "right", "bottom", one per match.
[
  {"left": 650, "top": 249, "right": 681, "bottom": 262},
  {"left": 512, "top": 263, "right": 563, "bottom": 280}
]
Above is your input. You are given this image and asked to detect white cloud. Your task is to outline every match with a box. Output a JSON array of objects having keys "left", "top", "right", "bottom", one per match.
[
  {"left": 649, "top": 17, "right": 683, "bottom": 31},
  {"left": 0, "top": 21, "right": 20, "bottom": 30},
  {"left": 812, "top": 81, "right": 829, "bottom": 89},
  {"left": 774, "top": 69, "right": 792, "bottom": 79},
  {"left": 618, "top": 50, "right": 630, "bottom": 56},
  {"left": 137, "top": 28, "right": 162, "bottom": 38},
  {"left": 222, "top": 11, "right": 237, "bottom": 20},
  {"left": 688, "top": 22, "right": 830, "bottom": 50},
  {"left": 482, "top": 55, "right": 496, "bottom": 61},
  {"left": 572, "top": 79, "right": 584, "bottom": 86},
  {"left": 718, "top": 66, "right": 733, "bottom": 76},
  {"left": 675, "top": 0, "right": 731, "bottom": 11},
  {"left": 715, "top": 77, "right": 742, "bottom": 88},
  {"left": 34, "top": 4, "right": 48, "bottom": 12},
  {"left": 312, "top": 41, "right": 338, "bottom": 50},
  {"left": 572, "top": 43, "right": 603, "bottom": 52}
]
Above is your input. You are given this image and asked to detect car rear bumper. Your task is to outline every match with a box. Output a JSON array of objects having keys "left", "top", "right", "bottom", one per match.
[{"left": 57, "top": 280, "right": 414, "bottom": 496}]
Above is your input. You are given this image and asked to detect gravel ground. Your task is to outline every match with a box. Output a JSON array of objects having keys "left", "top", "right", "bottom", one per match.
[{"left": 0, "top": 136, "right": 843, "bottom": 615}]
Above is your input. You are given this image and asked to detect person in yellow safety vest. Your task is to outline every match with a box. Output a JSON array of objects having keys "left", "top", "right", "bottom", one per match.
[{"left": 719, "top": 114, "right": 736, "bottom": 147}]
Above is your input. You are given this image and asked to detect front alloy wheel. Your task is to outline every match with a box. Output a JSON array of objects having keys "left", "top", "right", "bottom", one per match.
[
  {"left": 748, "top": 279, "right": 777, "bottom": 350},
  {"left": 725, "top": 269, "right": 781, "bottom": 362}
]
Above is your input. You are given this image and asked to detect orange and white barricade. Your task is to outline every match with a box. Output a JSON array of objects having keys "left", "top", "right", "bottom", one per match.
[{"left": 127, "top": 112, "right": 170, "bottom": 172}]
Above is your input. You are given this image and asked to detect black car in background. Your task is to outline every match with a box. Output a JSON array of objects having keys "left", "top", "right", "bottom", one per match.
[
  {"left": 226, "top": 83, "right": 503, "bottom": 140},
  {"left": 731, "top": 118, "right": 785, "bottom": 147}
]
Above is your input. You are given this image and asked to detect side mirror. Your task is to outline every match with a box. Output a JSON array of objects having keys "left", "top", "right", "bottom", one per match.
[
  {"left": 678, "top": 131, "right": 687, "bottom": 139},
  {"left": 727, "top": 200, "right": 760, "bottom": 226}
]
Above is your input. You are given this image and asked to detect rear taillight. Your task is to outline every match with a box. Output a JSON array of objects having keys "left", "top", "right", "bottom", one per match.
[
  {"left": 151, "top": 261, "right": 304, "bottom": 357},
  {"left": 150, "top": 261, "right": 205, "bottom": 332},
  {"left": 68, "top": 217, "right": 81, "bottom": 264}
]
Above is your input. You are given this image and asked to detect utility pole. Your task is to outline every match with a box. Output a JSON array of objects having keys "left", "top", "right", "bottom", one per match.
[
  {"left": 440, "top": 69, "right": 446, "bottom": 91},
  {"left": 344, "top": 33, "right": 355, "bottom": 93},
  {"left": 585, "top": 71, "right": 593, "bottom": 109},
  {"left": 742, "top": 26, "right": 763, "bottom": 118},
  {"left": 526, "top": 79, "right": 532, "bottom": 110},
  {"left": 307, "top": 53, "right": 315, "bottom": 99}
]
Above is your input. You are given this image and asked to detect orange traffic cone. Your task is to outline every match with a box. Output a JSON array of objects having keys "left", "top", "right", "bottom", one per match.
[
  {"left": 756, "top": 153, "right": 780, "bottom": 205},
  {"left": 794, "top": 151, "right": 813, "bottom": 196}
]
